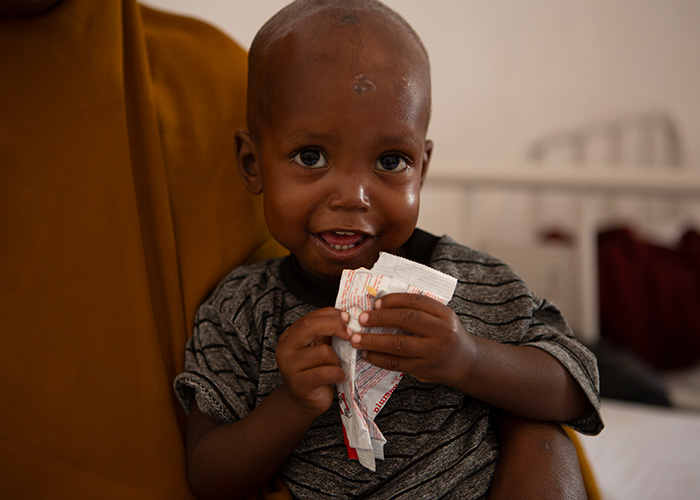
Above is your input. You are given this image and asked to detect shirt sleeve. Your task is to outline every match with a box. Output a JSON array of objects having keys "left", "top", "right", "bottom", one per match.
[
  {"left": 173, "top": 288, "right": 261, "bottom": 424},
  {"left": 522, "top": 295, "right": 604, "bottom": 435}
]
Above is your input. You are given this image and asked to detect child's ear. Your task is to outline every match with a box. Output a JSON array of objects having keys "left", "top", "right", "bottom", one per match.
[
  {"left": 419, "top": 139, "right": 433, "bottom": 188},
  {"left": 235, "top": 129, "right": 263, "bottom": 194}
]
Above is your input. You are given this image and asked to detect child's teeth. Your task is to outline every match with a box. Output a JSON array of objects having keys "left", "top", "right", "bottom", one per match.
[
  {"left": 335, "top": 231, "right": 355, "bottom": 236},
  {"left": 331, "top": 243, "right": 356, "bottom": 250}
]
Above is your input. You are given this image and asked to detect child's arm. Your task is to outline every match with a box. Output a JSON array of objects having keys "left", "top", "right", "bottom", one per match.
[
  {"left": 351, "top": 293, "right": 592, "bottom": 422},
  {"left": 185, "top": 308, "right": 350, "bottom": 500},
  {"left": 488, "top": 412, "right": 586, "bottom": 500}
]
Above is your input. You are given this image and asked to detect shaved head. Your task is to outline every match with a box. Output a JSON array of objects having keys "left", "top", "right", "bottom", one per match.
[{"left": 246, "top": 0, "right": 431, "bottom": 139}]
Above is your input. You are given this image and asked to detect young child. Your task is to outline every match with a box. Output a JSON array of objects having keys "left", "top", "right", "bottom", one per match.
[{"left": 174, "top": 1, "right": 602, "bottom": 498}]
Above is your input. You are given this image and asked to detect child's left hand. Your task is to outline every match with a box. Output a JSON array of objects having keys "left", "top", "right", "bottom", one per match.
[{"left": 350, "top": 293, "right": 476, "bottom": 389}]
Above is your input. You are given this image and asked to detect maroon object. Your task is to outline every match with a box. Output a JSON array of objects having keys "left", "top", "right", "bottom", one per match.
[{"left": 598, "top": 227, "right": 700, "bottom": 370}]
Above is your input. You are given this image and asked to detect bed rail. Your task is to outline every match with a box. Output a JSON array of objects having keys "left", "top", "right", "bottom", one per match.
[{"left": 419, "top": 164, "right": 700, "bottom": 344}]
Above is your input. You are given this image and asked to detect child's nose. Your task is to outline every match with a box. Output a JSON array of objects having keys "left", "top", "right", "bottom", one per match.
[{"left": 328, "top": 174, "right": 371, "bottom": 211}]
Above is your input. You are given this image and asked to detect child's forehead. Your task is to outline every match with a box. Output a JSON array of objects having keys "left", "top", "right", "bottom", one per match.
[
  {"left": 283, "top": 12, "right": 427, "bottom": 90},
  {"left": 278, "top": 22, "right": 417, "bottom": 81},
  {"left": 274, "top": 27, "right": 429, "bottom": 121},
  {"left": 249, "top": 1, "right": 431, "bottom": 136}
]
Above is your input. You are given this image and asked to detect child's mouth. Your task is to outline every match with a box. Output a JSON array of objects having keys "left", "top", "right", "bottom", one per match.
[{"left": 318, "top": 231, "right": 367, "bottom": 251}]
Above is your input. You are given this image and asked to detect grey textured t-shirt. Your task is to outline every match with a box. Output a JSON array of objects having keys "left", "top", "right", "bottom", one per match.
[{"left": 174, "top": 230, "right": 602, "bottom": 499}]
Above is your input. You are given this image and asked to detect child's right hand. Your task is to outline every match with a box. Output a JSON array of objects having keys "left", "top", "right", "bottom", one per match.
[{"left": 275, "top": 308, "right": 350, "bottom": 417}]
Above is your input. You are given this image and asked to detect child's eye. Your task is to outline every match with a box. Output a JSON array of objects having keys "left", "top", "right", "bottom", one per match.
[
  {"left": 293, "top": 149, "right": 327, "bottom": 168},
  {"left": 376, "top": 154, "right": 408, "bottom": 172}
]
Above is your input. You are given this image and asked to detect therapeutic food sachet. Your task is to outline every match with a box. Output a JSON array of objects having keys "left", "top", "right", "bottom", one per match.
[{"left": 333, "top": 252, "right": 457, "bottom": 470}]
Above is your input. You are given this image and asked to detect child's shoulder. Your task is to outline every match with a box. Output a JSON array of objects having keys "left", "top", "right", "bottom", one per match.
[
  {"left": 203, "top": 256, "right": 287, "bottom": 308},
  {"left": 431, "top": 234, "right": 511, "bottom": 269},
  {"left": 430, "top": 234, "right": 529, "bottom": 288}
]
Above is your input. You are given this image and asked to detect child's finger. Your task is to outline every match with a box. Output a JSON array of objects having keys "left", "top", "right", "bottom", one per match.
[
  {"left": 373, "top": 292, "right": 446, "bottom": 316},
  {"left": 282, "top": 364, "right": 346, "bottom": 413},
  {"left": 350, "top": 331, "right": 421, "bottom": 358},
  {"left": 285, "top": 343, "right": 343, "bottom": 373},
  {"left": 279, "top": 308, "right": 350, "bottom": 349},
  {"left": 360, "top": 349, "right": 418, "bottom": 375},
  {"left": 297, "top": 363, "right": 347, "bottom": 387},
  {"left": 358, "top": 305, "right": 442, "bottom": 335}
]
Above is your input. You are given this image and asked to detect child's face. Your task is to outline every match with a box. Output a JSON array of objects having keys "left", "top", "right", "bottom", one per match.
[{"left": 240, "top": 19, "right": 432, "bottom": 281}]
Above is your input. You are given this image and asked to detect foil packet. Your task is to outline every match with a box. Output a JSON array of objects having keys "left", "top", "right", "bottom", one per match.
[{"left": 333, "top": 252, "right": 457, "bottom": 470}]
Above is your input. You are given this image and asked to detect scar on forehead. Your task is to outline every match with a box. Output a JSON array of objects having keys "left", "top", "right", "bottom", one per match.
[
  {"left": 352, "top": 74, "right": 377, "bottom": 96},
  {"left": 341, "top": 14, "right": 359, "bottom": 24}
]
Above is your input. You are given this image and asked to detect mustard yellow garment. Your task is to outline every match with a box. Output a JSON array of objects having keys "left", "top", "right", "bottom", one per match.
[
  {"left": 565, "top": 428, "right": 602, "bottom": 500},
  {"left": 0, "top": 1, "right": 282, "bottom": 498}
]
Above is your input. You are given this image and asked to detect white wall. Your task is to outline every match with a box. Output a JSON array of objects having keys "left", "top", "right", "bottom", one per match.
[{"left": 143, "top": 0, "right": 700, "bottom": 169}]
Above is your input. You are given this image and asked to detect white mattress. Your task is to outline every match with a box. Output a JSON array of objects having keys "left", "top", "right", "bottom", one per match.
[
  {"left": 579, "top": 398, "right": 700, "bottom": 500},
  {"left": 663, "top": 362, "right": 700, "bottom": 411}
]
